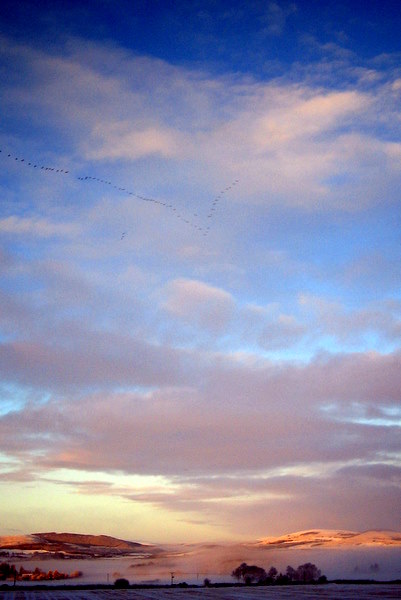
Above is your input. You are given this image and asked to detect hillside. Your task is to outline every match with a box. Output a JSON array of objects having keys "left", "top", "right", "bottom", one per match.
[
  {"left": 33, "top": 532, "right": 144, "bottom": 549},
  {"left": 2, "top": 528, "right": 400, "bottom": 560},
  {"left": 257, "top": 529, "right": 401, "bottom": 549},
  {"left": 0, "top": 532, "right": 152, "bottom": 557}
]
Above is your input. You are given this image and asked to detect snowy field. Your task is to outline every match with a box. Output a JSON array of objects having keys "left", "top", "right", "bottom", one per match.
[{"left": 1, "top": 585, "right": 401, "bottom": 599}]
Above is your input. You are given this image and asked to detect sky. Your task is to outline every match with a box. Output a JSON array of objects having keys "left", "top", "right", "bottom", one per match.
[{"left": 0, "top": 0, "right": 400, "bottom": 544}]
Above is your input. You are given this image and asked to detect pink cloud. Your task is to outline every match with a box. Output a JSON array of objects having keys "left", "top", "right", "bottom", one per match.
[
  {"left": 1, "top": 350, "right": 399, "bottom": 476},
  {"left": 162, "top": 278, "right": 235, "bottom": 334}
]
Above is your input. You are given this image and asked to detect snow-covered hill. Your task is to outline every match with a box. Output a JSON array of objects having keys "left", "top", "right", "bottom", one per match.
[{"left": 257, "top": 529, "right": 401, "bottom": 548}]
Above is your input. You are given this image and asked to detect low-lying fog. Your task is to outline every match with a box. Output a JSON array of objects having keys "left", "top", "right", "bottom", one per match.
[{"left": 10, "top": 543, "right": 401, "bottom": 585}]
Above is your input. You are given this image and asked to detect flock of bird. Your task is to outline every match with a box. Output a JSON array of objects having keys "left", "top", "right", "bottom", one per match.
[{"left": 0, "top": 148, "right": 239, "bottom": 237}]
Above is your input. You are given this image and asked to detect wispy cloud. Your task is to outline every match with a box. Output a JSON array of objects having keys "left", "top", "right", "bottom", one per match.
[
  {"left": 259, "top": 2, "right": 297, "bottom": 37},
  {"left": 0, "top": 215, "right": 79, "bottom": 238},
  {"left": 1, "top": 35, "right": 400, "bottom": 212}
]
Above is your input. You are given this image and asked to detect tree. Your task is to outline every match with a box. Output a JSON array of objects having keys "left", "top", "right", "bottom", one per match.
[
  {"left": 267, "top": 566, "right": 278, "bottom": 582},
  {"left": 286, "top": 565, "right": 297, "bottom": 581},
  {"left": 232, "top": 563, "right": 246, "bottom": 582},
  {"left": 0, "top": 564, "right": 8, "bottom": 580},
  {"left": 0, "top": 563, "right": 17, "bottom": 587},
  {"left": 296, "top": 563, "right": 321, "bottom": 583},
  {"left": 114, "top": 577, "right": 129, "bottom": 588},
  {"left": 276, "top": 572, "right": 290, "bottom": 584},
  {"left": 231, "top": 562, "right": 267, "bottom": 584}
]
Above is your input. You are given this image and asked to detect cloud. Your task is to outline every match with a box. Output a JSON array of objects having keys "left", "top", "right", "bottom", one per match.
[
  {"left": 3, "top": 399, "right": 398, "bottom": 536},
  {"left": 299, "top": 293, "right": 401, "bottom": 348},
  {"left": 0, "top": 333, "right": 191, "bottom": 391},
  {"left": 162, "top": 278, "right": 234, "bottom": 334},
  {"left": 87, "top": 122, "right": 185, "bottom": 161},
  {"left": 0, "top": 215, "right": 79, "bottom": 238},
  {"left": 1, "top": 34, "right": 401, "bottom": 213},
  {"left": 0, "top": 29, "right": 400, "bottom": 540},
  {"left": 259, "top": 2, "right": 297, "bottom": 37},
  {"left": 1, "top": 349, "right": 399, "bottom": 477}
]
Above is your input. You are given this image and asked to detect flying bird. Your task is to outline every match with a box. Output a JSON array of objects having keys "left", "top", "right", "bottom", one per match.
[{"left": 1, "top": 146, "right": 238, "bottom": 237}]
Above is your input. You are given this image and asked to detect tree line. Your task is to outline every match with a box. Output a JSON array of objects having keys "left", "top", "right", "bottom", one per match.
[
  {"left": 231, "top": 561, "right": 327, "bottom": 585},
  {"left": 0, "top": 562, "right": 82, "bottom": 582}
]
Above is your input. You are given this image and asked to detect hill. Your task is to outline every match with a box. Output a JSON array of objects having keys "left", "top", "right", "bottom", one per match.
[
  {"left": 0, "top": 532, "right": 152, "bottom": 557},
  {"left": 1, "top": 528, "right": 400, "bottom": 560},
  {"left": 256, "top": 529, "right": 401, "bottom": 549}
]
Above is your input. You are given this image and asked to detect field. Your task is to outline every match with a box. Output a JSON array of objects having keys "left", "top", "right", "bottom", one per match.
[{"left": 1, "top": 585, "right": 401, "bottom": 599}]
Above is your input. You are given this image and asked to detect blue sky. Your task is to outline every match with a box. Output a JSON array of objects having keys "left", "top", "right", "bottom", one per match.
[{"left": 0, "top": 0, "right": 400, "bottom": 543}]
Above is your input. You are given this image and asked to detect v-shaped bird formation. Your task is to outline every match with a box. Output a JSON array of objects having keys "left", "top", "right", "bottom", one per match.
[{"left": 1, "top": 148, "right": 239, "bottom": 238}]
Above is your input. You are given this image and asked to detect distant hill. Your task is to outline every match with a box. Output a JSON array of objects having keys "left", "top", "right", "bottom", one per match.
[
  {"left": 33, "top": 532, "right": 144, "bottom": 549},
  {"left": 2, "top": 528, "right": 400, "bottom": 559},
  {"left": 256, "top": 529, "right": 401, "bottom": 549},
  {"left": 0, "top": 532, "right": 153, "bottom": 557}
]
